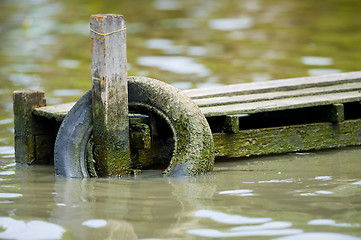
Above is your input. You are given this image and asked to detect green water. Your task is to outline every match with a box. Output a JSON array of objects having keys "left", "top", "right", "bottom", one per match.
[{"left": 0, "top": 0, "right": 361, "bottom": 239}]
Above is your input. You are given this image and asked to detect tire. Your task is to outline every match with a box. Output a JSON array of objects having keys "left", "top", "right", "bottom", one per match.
[
  {"left": 54, "top": 76, "right": 214, "bottom": 177},
  {"left": 54, "top": 90, "right": 93, "bottom": 178}
]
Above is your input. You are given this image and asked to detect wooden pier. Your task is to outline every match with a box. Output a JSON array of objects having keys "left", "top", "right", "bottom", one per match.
[{"left": 16, "top": 71, "right": 361, "bottom": 166}]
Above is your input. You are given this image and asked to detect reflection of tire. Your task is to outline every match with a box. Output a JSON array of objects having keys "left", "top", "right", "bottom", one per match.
[{"left": 54, "top": 76, "right": 214, "bottom": 178}]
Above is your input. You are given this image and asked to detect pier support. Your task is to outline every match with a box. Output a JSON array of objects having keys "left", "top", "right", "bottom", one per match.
[
  {"left": 328, "top": 104, "right": 345, "bottom": 123},
  {"left": 13, "top": 91, "right": 57, "bottom": 164},
  {"left": 90, "top": 14, "right": 131, "bottom": 177}
]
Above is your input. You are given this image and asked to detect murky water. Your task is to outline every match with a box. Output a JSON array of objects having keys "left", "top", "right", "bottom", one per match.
[{"left": 0, "top": 0, "right": 361, "bottom": 239}]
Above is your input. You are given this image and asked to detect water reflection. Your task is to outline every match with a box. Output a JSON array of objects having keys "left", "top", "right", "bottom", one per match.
[
  {"left": 273, "top": 232, "right": 361, "bottom": 240},
  {"left": 137, "top": 56, "right": 211, "bottom": 77},
  {"left": 193, "top": 209, "right": 271, "bottom": 225},
  {"left": 0, "top": 147, "right": 359, "bottom": 239},
  {"left": 0, "top": 193, "right": 22, "bottom": 198},
  {"left": 308, "top": 69, "right": 341, "bottom": 76},
  {"left": 153, "top": 0, "right": 181, "bottom": 10},
  {"left": 146, "top": 38, "right": 183, "bottom": 54},
  {"left": 188, "top": 221, "right": 302, "bottom": 238},
  {"left": 301, "top": 56, "right": 333, "bottom": 66},
  {"left": 0, "top": 217, "right": 66, "bottom": 240},
  {"left": 52, "top": 89, "right": 84, "bottom": 97},
  {"left": 1, "top": 0, "right": 361, "bottom": 239},
  {"left": 57, "top": 59, "right": 80, "bottom": 69},
  {"left": 209, "top": 18, "right": 254, "bottom": 31},
  {"left": 0, "top": 147, "right": 14, "bottom": 158},
  {"left": 308, "top": 219, "right": 359, "bottom": 228},
  {"left": 219, "top": 189, "right": 255, "bottom": 197}
]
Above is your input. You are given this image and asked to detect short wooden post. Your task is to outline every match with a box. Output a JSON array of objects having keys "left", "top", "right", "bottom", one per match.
[
  {"left": 90, "top": 14, "right": 131, "bottom": 177},
  {"left": 328, "top": 104, "right": 345, "bottom": 123},
  {"left": 223, "top": 115, "right": 240, "bottom": 133},
  {"left": 13, "top": 91, "right": 46, "bottom": 164}
]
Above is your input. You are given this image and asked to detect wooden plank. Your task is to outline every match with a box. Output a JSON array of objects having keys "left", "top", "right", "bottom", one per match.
[
  {"left": 201, "top": 90, "right": 361, "bottom": 117},
  {"left": 33, "top": 72, "right": 361, "bottom": 120},
  {"left": 214, "top": 119, "right": 361, "bottom": 158},
  {"left": 184, "top": 71, "right": 361, "bottom": 99},
  {"left": 194, "top": 82, "right": 361, "bottom": 107},
  {"left": 33, "top": 102, "right": 74, "bottom": 121},
  {"left": 34, "top": 88, "right": 361, "bottom": 120},
  {"left": 90, "top": 14, "right": 131, "bottom": 177}
]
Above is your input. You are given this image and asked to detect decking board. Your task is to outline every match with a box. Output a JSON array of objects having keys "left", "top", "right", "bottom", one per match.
[
  {"left": 201, "top": 90, "right": 361, "bottom": 117},
  {"left": 33, "top": 71, "right": 361, "bottom": 120},
  {"left": 184, "top": 71, "right": 361, "bottom": 99},
  {"left": 194, "top": 82, "right": 361, "bottom": 107}
]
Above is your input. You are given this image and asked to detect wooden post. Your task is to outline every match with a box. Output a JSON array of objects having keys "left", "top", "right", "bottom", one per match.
[
  {"left": 90, "top": 14, "right": 131, "bottom": 177},
  {"left": 13, "top": 91, "right": 46, "bottom": 164},
  {"left": 328, "top": 104, "right": 345, "bottom": 123},
  {"left": 223, "top": 115, "right": 240, "bottom": 133}
]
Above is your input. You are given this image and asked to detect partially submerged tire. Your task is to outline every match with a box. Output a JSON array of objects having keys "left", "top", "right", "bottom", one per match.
[
  {"left": 54, "top": 76, "right": 214, "bottom": 177},
  {"left": 54, "top": 91, "right": 93, "bottom": 178}
]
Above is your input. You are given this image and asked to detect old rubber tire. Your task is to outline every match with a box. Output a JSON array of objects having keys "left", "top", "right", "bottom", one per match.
[{"left": 55, "top": 76, "right": 214, "bottom": 177}]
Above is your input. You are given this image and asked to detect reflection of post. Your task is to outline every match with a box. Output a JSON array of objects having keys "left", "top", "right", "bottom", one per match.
[
  {"left": 168, "top": 176, "right": 217, "bottom": 237},
  {"left": 50, "top": 178, "right": 137, "bottom": 239},
  {"left": 90, "top": 14, "right": 131, "bottom": 177},
  {"left": 13, "top": 164, "right": 55, "bottom": 218}
]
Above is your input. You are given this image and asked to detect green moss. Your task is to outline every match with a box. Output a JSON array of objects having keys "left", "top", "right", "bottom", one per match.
[{"left": 214, "top": 119, "right": 361, "bottom": 159}]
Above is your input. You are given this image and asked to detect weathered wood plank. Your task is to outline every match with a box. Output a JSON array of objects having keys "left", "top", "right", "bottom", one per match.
[
  {"left": 194, "top": 82, "right": 361, "bottom": 107},
  {"left": 214, "top": 119, "right": 361, "bottom": 158},
  {"left": 33, "top": 87, "right": 361, "bottom": 120},
  {"left": 90, "top": 14, "right": 131, "bottom": 176},
  {"left": 32, "top": 103, "right": 75, "bottom": 121},
  {"left": 201, "top": 90, "right": 361, "bottom": 117},
  {"left": 33, "top": 72, "right": 361, "bottom": 120},
  {"left": 184, "top": 71, "right": 361, "bottom": 99}
]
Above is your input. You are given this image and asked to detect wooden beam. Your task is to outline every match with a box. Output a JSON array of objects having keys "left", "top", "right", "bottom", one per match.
[
  {"left": 214, "top": 119, "right": 361, "bottom": 158},
  {"left": 90, "top": 14, "right": 131, "bottom": 177}
]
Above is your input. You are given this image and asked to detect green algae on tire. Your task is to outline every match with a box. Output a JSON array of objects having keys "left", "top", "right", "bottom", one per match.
[
  {"left": 128, "top": 76, "right": 214, "bottom": 176},
  {"left": 54, "top": 76, "right": 214, "bottom": 177}
]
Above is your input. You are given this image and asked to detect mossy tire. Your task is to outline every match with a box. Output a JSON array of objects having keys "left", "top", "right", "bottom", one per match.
[{"left": 54, "top": 76, "right": 214, "bottom": 178}]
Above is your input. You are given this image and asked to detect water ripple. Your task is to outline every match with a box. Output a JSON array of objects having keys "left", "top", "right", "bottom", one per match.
[
  {"left": 82, "top": 219, "right": 108, "bottom": 228},
  {"left": 272, "top": 232, "right": 361, "bottom": 240},
  {"left": 194, "top": 210, "right": 271, "bottom": 225},
  {"left": 0, "top": 217, "right": 65, "bottom": 240},
  {"left": 219, "top": 189, "right": 255, "bottom": 197},
  {"left": 188, "top": 211, "right": 302, "bottom": 238}
]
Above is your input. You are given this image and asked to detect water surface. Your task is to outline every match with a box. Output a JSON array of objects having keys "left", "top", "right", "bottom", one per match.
[{"left": 0, "top": 0, "right": 361, "bottom": 239}]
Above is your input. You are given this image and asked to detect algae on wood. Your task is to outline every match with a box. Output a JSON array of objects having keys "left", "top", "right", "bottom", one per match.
[
  {"left": 214, "top": 119, "right": 361, "bottom": 158},
  {"left": 90, "top": 14, "right": 131, "bottom": 177},
  {"left": 13, "top": 91, "right": 58, "bottom": 164}
]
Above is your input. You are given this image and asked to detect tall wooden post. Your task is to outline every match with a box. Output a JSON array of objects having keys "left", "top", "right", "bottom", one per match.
[{"left": 90, "top": 14, "right": 131, "bottom": 177}]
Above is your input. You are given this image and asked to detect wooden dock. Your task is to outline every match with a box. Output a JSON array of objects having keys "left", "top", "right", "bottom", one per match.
[{"left": 17, "top": 71, "right": 361, "bottom": 165}]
